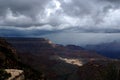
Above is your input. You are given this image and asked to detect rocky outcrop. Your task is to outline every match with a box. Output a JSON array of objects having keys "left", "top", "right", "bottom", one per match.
[
  {"left": 0, "top": 37, "right": 19, "bottom": 68},
  {"left": 0, "top": 37, "right": 42, "bottom": 80},
  {"left": 3, "top": 37, "right": 120, "bottom": 80},
  {"left": 5, "top": 69, "right": 24, "bottom": 80},
  {"left": 77, "top": 61, "right": 120, "bottom": 80},
  {"left": 6, "top": 37, "right": 108, "bottom": 80}
]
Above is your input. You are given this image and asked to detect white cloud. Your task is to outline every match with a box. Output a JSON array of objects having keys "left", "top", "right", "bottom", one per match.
[
  {"left": 6, "top": 9, "right": 32, "bottom": 24},
  {"left": 0, "top": 8, "right": 34, "bottom": 27},
  {"left": 101, "top": 9, "right": 120, "bottom": 29}
]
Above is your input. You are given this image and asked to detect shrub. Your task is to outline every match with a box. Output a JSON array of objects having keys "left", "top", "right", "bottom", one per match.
[{"left": 0, "top": 69, "right": 11, "bottom": 80}]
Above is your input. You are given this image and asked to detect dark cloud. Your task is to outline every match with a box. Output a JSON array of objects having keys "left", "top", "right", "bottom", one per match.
[
  {"left": 0, "top": 0, "right": 50, "bottom": 27},
  {"left": 0, "top": 0, "right": 48, "bottom": 16},
  {"left": 0, "top": 27, "right": 60, "bottom": 37},
  {"left": 105, "top": 0, "right": 120, "bottom": 2},
  {"left": 0, "top": 0, "right": 120, "bottom": 36}
]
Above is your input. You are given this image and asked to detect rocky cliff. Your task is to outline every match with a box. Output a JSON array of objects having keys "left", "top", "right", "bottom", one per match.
[
  {"left": 1, "top": 37, "right": 120, "bottom": 80},
  {"left": 6, "top": 37, "right": 108, "bottom": 80},
  {"left": 0, "top": 37, "right": 43, "bottom": 80}
]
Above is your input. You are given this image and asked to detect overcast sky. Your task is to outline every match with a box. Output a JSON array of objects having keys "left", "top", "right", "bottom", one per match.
[{"left": 0, "top": 0, "right": 120, "bottom": 44}]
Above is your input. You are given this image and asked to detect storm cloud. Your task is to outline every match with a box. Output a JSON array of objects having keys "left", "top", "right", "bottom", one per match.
[{"left": 0, "top": 0, "right": 120, "bottom": 35}]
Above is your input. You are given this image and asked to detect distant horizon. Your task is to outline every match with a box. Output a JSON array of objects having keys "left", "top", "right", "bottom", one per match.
[{"left": 2, "top": 32, "right": 120, "bottom": 46}]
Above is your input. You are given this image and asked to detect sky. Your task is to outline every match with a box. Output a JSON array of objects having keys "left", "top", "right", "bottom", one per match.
[{"left": 1, "top": 0, "right": 120, "bottom": 45}]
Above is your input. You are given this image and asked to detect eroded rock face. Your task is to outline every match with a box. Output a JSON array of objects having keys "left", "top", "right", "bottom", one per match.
[
  {"left": 5, "top": 69, "right": 24, "bottom": 80},
  {"left": 0, "top": 37, "right": 42, "bottom": 80},
  {"left": 77, "top": 61, "right": 120, "bottom": 80},
  {"left": 9, "top": 38, "right": 107, "bottom": 64},
  {"left": 0, "top": 37, "right": 19, "bottom": 68},
  {"left": 6, "top": 37, "right": 108, "bottom": 80},
  {"left": 3, "top": 37, "right": 120, "bottom": 80}
]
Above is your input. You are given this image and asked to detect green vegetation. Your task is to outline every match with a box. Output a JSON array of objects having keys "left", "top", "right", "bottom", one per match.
[{"left": 0, "top": 69, "right": 11, "bottom": 80}]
